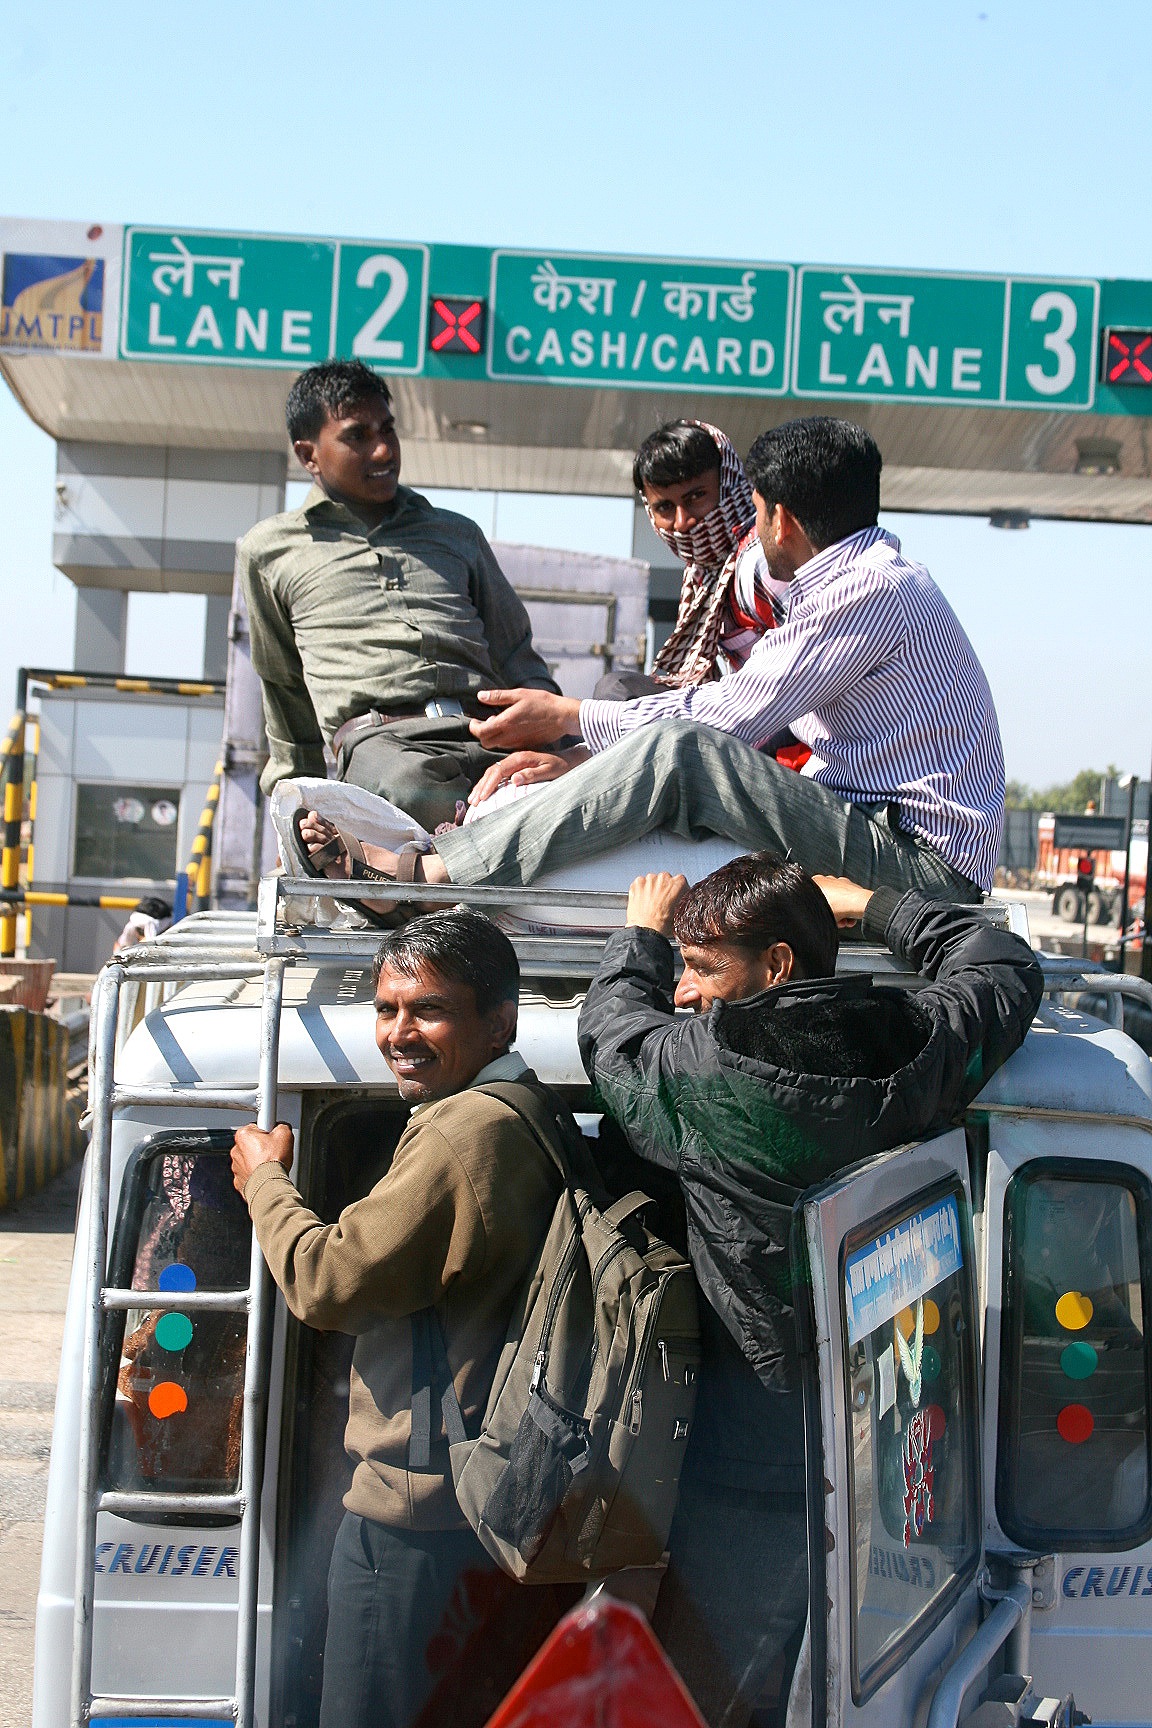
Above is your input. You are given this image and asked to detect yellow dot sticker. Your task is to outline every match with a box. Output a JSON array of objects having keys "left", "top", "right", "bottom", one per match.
[
  {"left": 895, "top": 1300, "right": 940, "bottom": 1339},
  {"left": 1056, "top": 1291, "right": 1094, "bottom": 1332}
]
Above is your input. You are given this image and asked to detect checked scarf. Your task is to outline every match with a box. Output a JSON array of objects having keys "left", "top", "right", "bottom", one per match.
[{"left": 649, "top": 422, "right": 757, "bottom": 687}]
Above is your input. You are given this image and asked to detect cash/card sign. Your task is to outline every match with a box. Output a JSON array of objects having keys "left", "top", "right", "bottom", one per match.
[
  {"left": 487, "top": 250, "right": 794, "bottom": 394},
  {"left": 793, "top": 267, "right": 1099, "bottom": 409},
  {"left": 120, "top": 228, "right": 429, "bottom": 372}
]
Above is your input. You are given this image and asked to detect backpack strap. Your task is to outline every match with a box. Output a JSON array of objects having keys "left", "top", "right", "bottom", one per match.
[
  {"left": 409, "top": 1081, "right": 583, "bottom": 1471},
  {"left": 408, "top": 1307, "right": 467, "bottom": 1470},
  {"left": 473, "top": 1079, "right": 612, "bottom": 1201}
]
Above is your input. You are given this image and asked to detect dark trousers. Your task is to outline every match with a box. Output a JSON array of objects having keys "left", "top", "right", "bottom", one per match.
[
  {"left": 320, "top": 1512, "right": 579, "bottom": 1728},
  {"left": 652, "top": 1483, "right": 809, "bottom": 1728},
  {"left": 339, "top": 716, "right": 502, "bottom": 833}
]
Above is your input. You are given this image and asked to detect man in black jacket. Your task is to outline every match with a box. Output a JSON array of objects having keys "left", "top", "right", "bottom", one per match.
[{"left": 577, "top": 854, "right": 1043, "bottom": 1728}]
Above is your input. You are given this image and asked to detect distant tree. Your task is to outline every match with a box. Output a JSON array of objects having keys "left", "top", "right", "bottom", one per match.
[{"left": 1005, "top": 766, "right": 1119, "bottom": 812}]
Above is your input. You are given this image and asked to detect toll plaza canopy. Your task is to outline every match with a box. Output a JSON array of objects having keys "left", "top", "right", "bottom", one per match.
[{"left": 3, "top": 214, "right": 1152, "bottom": 522}]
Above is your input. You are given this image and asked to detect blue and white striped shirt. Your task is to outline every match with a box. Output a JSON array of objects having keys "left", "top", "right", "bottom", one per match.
[{"left": 580, "top": 527, "right": 1005, "bottom": 890}]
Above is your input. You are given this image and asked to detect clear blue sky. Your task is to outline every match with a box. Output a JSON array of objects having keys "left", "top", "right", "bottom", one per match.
[{"left": 1, "top": 0, "right": 1148, "bottom": 788}]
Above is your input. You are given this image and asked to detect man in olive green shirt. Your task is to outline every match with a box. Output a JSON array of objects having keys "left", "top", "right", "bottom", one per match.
[{"left": 238, "top": 359, "right": 558, "bottom": 830}]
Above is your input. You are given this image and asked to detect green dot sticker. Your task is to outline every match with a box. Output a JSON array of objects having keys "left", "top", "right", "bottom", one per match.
[
  {"left": 1061, "top": 1340, "right": 1098, "bottom": 1382},
  {"left": 155, "top": 1312, "right": 194, "bottom": 1353},
  {"left": 921, "top": 1344, "right": 941, "bottom": 1383}
]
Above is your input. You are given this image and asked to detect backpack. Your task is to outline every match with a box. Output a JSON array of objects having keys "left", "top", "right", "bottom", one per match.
[{"left": 408, "top": 1080, "right": 700, "bottom": 1583}]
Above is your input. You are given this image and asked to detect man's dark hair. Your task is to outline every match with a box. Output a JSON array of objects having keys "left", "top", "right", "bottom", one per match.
[
  {"left": 285, "top": 359, "right": 392, "bottom": 444},
  {"left": 633, "top": 420, "right": 721, "bottom": 495},
  {"left": 673, "top": 852, "right": 839, "bottom": 982},
  {"left": 743, "top": 418, "right": 881, "bottom": 550},
  {"left": 372, "top": 907, "right": 519, "bottom": 1015},
  {"left": 135, "top": 896, "right": 173, "bottom": 920}
]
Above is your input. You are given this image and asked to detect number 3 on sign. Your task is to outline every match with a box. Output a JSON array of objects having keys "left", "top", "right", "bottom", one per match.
[
  {"left": 352, "top": 254, "right": 409, "bottom": 361},
  {"left": 1025, "top": 290, "right": 1077, "bottom": 396}
]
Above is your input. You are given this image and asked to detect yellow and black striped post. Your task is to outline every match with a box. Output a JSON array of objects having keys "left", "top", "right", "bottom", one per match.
[
  {"left": 0, "top": 888, "right": 143, "bottom": 912},
  {"left": 22, "top": 716, "right": 39, "bottom": 953},
  {"left": 185, "top": 758, "right": 224, "bottom": 913},
  {"left": 0, "top": 681, "right": 27, "bottom": 961},
  {"left": 29, "top": 669, "right": 223, "bottom": 699}
]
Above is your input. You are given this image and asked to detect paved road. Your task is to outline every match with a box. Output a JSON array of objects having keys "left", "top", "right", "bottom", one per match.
[{"left": 0, "top": 1160, "right": 80, "bottom": 1727}]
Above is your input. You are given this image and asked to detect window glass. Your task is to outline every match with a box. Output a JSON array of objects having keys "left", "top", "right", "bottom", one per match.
[
  {"left": 998, "top": 1165, "right": 1152, "bottom": 1548},
  {"left": 74, "top": 783, "right": 180, "bottom": 880},
  {"left": 102, "top": 1137, "right": 250, "bottom": 1502},
  {"left": 842, "top": 1188, "right": 980, "bottom": 1698}
]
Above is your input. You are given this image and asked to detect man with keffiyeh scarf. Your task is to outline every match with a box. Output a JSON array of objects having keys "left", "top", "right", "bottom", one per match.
[{"left": 635, "top": 418, "right": 788, "bottom": 688}]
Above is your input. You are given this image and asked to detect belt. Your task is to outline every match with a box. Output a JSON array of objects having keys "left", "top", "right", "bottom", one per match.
[{"left": 332, "top": 699, "right": 466, "bottom": 755}]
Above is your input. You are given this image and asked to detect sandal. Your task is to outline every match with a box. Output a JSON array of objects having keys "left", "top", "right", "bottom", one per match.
[{"left": 288, "top": 811, "right": 432, "bottom": 930}]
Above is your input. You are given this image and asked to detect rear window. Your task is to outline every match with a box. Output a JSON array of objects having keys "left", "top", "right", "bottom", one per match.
[
  {"left": 841, "top": 1186, "right": 981, "bottom": 1701},
  {"left": 100, "top": 1131, "right": 250, "bottom": 1511},
  {"left": 997, "top": 1160, "right": 1152, "bottom": 1550}
]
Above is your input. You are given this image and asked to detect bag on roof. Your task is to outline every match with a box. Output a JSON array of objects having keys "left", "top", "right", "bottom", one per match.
[{"left": 409, "top": 1080, "right": 700, "bottom": 1583}]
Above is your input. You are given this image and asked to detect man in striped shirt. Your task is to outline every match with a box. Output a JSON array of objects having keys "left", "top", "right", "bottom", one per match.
[{"left": 299, "top": 419, "right": 1004, "bottom": 902}]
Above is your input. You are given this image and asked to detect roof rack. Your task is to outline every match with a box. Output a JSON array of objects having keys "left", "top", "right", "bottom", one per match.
[{"left": 112, "top": 877, "right": 1036, "bottom": 988}]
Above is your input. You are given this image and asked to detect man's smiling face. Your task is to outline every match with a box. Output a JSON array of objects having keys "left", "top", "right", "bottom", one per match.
[
  {"left": 374, "top": 959, "right": 516, "bottom": 1104},
  {"left": 297, "top": 391, "right": 402, "bottom": 519}
]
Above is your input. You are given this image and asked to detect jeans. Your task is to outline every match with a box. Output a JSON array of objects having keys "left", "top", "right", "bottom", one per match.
[
  {"left": 435, "top": 720, "right": 982, "bottom": 901},
  {"left": 340, "top": 715, "right": 502, "bottom": 833},
  {"left": 652, "top": 1483, "right": 809, "bottom": 1728}
]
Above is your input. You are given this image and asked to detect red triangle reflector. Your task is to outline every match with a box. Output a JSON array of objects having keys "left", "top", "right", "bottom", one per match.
[{"left": 484, "top": 1597, "right": 706, "bottom": 1728}]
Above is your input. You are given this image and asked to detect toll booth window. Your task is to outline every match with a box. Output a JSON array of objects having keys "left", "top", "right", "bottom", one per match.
[
  {"left": 101, "top": 1132, "right": 250, "bottom": 1505},
  {"left": 841, "top": 1188, "right": 980, "bottom": 1701},
  {"left": 997, "top": 1163, "right": 1152, "bottom": 1550},
  {"left": 74, "top": 783, "right": 181, "bottom": 880}
]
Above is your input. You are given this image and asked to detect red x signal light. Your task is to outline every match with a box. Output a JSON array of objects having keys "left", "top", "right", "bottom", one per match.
[
  {"left": 1102, "top": 328, "right": 1152, "bottom": 386},
  {"left": 429, "top": 296, "right": 486, "bottom": 356}
]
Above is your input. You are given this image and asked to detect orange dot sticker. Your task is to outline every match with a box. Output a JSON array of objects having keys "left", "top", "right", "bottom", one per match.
[
  {"left": 1055, "top": 1292, "right": 1094, "bottom": 1332},
  {"left": 895, "top": 1300, "right": 940, "bottom": 1339},
  {"left": 148, "top": 1382, "right": 188, "bottom": 1420},
  {"left": 1057, "top": 1403, "right": 1094, "bottom": 1444}
]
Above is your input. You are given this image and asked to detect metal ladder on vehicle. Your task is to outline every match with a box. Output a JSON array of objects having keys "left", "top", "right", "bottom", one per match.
[{"left": 71, "top": 941, "right": 286, "bottom": 1727}]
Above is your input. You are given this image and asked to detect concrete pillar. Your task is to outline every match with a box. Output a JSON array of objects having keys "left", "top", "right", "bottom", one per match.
[
  {"left": 203, "top": 593, "right": 231, "bottom": 681},
  {"left": 53, "top": 443, "right": 286, "bottom": 596},
  {"left": 73, "top": 588, "right": 128, "bottom": 673}
]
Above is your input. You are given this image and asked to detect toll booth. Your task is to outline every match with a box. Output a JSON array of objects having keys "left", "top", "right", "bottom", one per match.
[{"left": 29, "top": 682, "right": 224, "bottom": 971}]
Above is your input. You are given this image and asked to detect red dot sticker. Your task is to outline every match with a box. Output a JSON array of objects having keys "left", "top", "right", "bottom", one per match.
[
  {"left": 148, "top": 1382, "right": 188, "bottom": 1420},
  {"left": 1057, "top": 1403, "right": 1094, "bottom": 1444},
  {"left": 924, "top": 1404, "right": 946, "bottom": 1442}
]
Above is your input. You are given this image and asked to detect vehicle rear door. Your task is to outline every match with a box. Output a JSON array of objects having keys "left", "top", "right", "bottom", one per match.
[{"left": 794, "top": 1129, "right": 985, "bottom": 1728}]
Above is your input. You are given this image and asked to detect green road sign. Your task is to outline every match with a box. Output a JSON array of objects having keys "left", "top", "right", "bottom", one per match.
[
  {"left": 793, "top": 267, "right": 1099, "bottom": 409},
  {"left": 487, "top": 250, "right": 794, "bottom": 394},
  {"left": 120, "top": 228, "right": 428, "bottom": 371}
]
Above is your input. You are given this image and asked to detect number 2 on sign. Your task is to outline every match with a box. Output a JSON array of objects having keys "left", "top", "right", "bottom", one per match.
[
  {"left": 1025, "top": 290, "right": 1077, "bottom": 396},
  {"left": 353, "top": 254, "right": 409, "bottom": 361}
]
